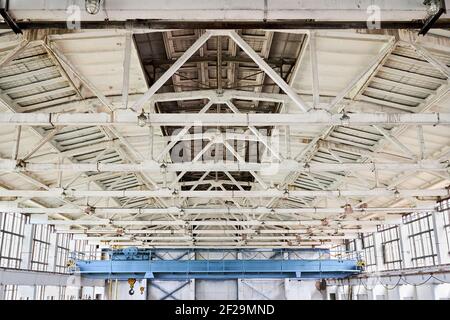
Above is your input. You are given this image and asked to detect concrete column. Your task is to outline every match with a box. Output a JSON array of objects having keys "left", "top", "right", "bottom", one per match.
[
  {"left": 399, "top": 223, "right": 413, "bottom": 268},
  {"left": 0, "top": 284, "right": 5, "bottom": 300},
  {"left": 237, "top": 279, "right": 244, "bottom": 300},
  {"left": 434, "top": 283, "right": 450, "bottom": 300},
  {"left": 189, "top": 279, "right": 196, "bottom": 300},
  {"left": 20, "top": 224, "right": 34, "bottom": 269},
  {"left": 237, "top": 251, "right": 242, "bottom": 300},
  {"left": 433, "top": 210, "right": 449, "bottom": 264},
  {"left": 399, "top": 284, "right": 417, "bottom": 300},
  {"left": 68, "top": 239, "right": 77, "bottom": 257},
  {"left": 373, "top": 285, "right": 387, "bottom": 300},
  {"left": 354, "top": 237, "right": 363, "bottom": 264},
  {"left": 374, "top": 232, "right": 384, "bottom": 271},
  {"left": 47, "top": 233, "right": 58, "bottom": 272}
]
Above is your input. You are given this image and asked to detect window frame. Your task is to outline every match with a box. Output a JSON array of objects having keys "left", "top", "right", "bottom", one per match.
[
  {"left": 403, "top": 212, "right": 437, "bottom": 267},
  {"left": 377, "top": 225, "right": 403, "bottom": 270},
  {"left": 0, "top": 212, "right": 28, "bottom": 269},
  {"left": 437, "top": 198, "right": 450, "bottom": 253},
  {"left": 30, "top": 224, "right": 53, "bottom": 271},
  {"left": 361, "top": 233, "right": 377, "bottom": 271}
]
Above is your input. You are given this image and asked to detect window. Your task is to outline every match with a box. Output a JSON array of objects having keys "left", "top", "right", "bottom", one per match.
[
  {"left": 378, "top": 225, "right": 403, "bottom": 270},
  {"left": 58, "top": 286, "right": 66, "bottom": 300},
  {"left": 0, "top": 212, "right": 28, "bottom": 269},
  {"left": 361, "top": 233, "right": 376, "bottom": 271},
  {"left": 31, "top": 225, "right": 52, "bottom": 271},
  {"left": 403, "top": 212, "right": 437, "bottom": 267},
  {"left": 35, "top": 285, "right": 46, "bottom": 300},
  {"left": 74, "top": 240, "right": 100, "bottom": 260},
  {"left": 348, "top": 239, "right": 357, "bottom": 252},
  {"left": 87, "top": 244, "right": 100, "bottom": 260},
  {"left": 331, "top": 243, "right": 347, "bottom": 260},
  {"left": 55, "top": 234, "right": 72, "bottom": 273},
  {"left": 74, "top": 239, "right": 87, "bottom": 260},
  {"left": 437, "top": 198, "right": 450, "bottom": 252},
  {"left": 4, "top": 285, "right": 18, "bottom": 300}
]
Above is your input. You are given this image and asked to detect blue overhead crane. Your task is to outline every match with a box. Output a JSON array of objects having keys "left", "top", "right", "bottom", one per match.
[{"left": 71, "top": 248, "right": 362, "bottom": 281}]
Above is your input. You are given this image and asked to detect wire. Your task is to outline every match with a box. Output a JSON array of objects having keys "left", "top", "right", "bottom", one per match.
[
  {"left": 353, "top": 273, "right": 450, "bottom": 293},
  {"left": 359, "top": 277, "right": 376, "bottom": 291},
  {"left": 431, "top": 275, "right": 450, "bottom": 284},
  {"left": 400, "top": 275, "right": 433, "bottom": 286},
  {"left": 379, "top": 276, "right": 403, "bottom": 290}
]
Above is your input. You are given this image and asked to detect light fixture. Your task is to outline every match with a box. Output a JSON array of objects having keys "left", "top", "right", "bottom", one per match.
[
  {"left": 137, "top": 110, "right": 148, "bottom": 127},
  {"left": 159, "top": 163, "right": 167, "bottom": 173},
  {"left": 85, "top": 0, "right": 102, "bottom": 15},
  {"left": 15, "top": 159, "right": 25, "bottom": 170},
  {"left": 84, "top": 205, "right": 95, "bottom": 215},
  {"left": 283, "top": 189, "right": 289, "bottom": 199},
  {"left": 394, "top": 189, "right": 401, "bottom": 199},
  {"left": 340, "top": 112, "right": 350, "bottom": 126},
  {"left": 344, "top": 204, "right": 353, "bottom": 214}
]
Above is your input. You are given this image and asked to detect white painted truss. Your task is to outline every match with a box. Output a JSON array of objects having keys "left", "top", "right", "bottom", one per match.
[{"left": 0, "top": 25, "right": 449, "bottom": 248}]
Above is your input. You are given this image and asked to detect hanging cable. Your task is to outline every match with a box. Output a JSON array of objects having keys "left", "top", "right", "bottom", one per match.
[
  {"left": 431, "top": 275, "right": 450, "bottom": 284},
  {"left": 401, "top": 275, "right": 434, "bottom": 286},
  {"left": 378, "top": 276, "right": 403, "bottom": 290}
]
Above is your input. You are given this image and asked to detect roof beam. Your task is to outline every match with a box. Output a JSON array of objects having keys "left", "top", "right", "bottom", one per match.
[
  {"left": 0, "top": 111, "right": 448, "bottom": 126},
  {"left": 1, "top": 159, "right": 447, "bottom": 173},
  {"left": 0, "top": 188, "right": 447, "bottom": 199},
  {"left": 1, "top": 205, "right": 434, "bottom": 216},
  {"left": 3, "top": 1, "right": 449, "bottom": 25},
  {"left": 31, "top": 217, "right": 402, "bottom": 227}
]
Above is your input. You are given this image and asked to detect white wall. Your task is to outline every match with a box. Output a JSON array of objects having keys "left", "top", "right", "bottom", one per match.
[
  {"left": 196, "top": 280, "right": 237, "bottom": 300},
  {"left": 435, "top": 284, "right": 450, "bottom": 300},
  {"left": 285, "top": 280, "right": 325, "bottom": 300}
]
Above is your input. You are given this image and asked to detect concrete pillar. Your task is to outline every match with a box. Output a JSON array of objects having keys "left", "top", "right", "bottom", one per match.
[
  {"left": 433, "top": 210, "right": 449, "bottom": 264},
  {"left": 237, "top": 279, "right": 244, "bottom": 300},
  {"left": 20, "top": 224, "right": 34, "bottom": 269},
  {"left": 434, "top": 283, "right": 450, "bottom": 300},
  {"left": 399, "top": 284, "right": 417, "bottom": 300},
  {"left": 190, "top": 279, "right": 196, "bottom": 300},
  {"left": 399, "top": 224, "right": 413, "bottom": 268},
  {"left": 374, "top": 232, "right": 384, "bottom": 271},
  {"left": 0, "top": 284, "right": 5, "bottom": 300},
  {"left": 237, "top": 251, "right": 242, "bottom": 301},
  {"left": 373, "top": 285, "right": 387, "bottom": 300},
  {"left": 47, "top": 233, "right": 58, "bottom": 272}
]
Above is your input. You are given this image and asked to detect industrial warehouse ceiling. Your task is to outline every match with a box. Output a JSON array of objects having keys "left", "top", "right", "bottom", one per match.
[{"left": 0, "top": 2, "right": 449, "bottom": 249}]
